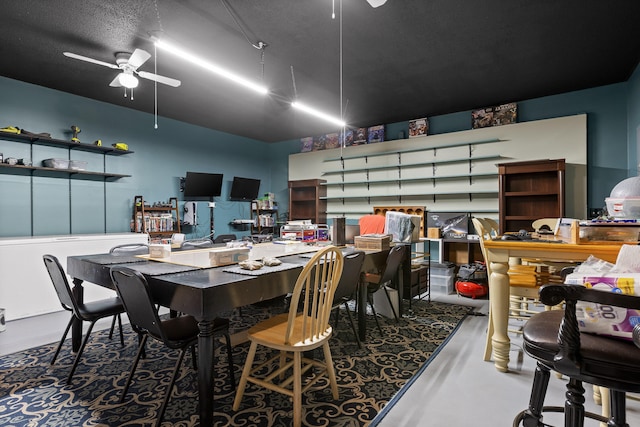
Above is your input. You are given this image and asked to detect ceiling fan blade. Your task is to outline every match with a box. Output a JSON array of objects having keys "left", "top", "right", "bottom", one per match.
[
  {"left": 127, "top": 49, "right": 151, "bottom": 69},
  {"left": 109, "top": 75, "right": 123, "bottom": 87},
  {"left": 138, "top": 71, "right": 182, "bottom": 87},
  {"left": 63, "top": 52, "right": 119, "bottom": 69}
]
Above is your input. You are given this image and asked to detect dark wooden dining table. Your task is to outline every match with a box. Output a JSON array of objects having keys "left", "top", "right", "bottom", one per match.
[{"left": 66, "top": 242, "right": 408, "bottom": 427}]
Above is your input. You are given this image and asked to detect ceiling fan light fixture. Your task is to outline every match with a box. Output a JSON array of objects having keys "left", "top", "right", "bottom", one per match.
[
  {"left": 118, "top": 72, "right": 139, "bottom": 89},
  {"left": 291, "top": 101, "right": 346, "bottom": 127},
  {"left": 366, "top": 0, "right": 387, "bottom": 7},
  {"left": 154, "top": 39, "right": 268, "bottom": 95}
]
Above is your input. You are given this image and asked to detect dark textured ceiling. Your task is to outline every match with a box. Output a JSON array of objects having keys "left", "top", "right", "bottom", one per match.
[{"left": 2, "top": 0, "right": 640, "bottom": 142}]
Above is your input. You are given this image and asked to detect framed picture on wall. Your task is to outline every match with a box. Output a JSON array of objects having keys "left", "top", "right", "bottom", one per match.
[
  {"left": 324, "top": 132, "right": 340, "bottom": 149},
  {"left": 409, "top": 117, "right": 429, "bottom": 137},
  {"left": 312, "top": 135, "right": 326, "bottom": 151},
  {"left": 492, "top": 103, "right": 517, "bottom": 126},
  {"left": 471, "top": 107, "right": 494, "bottom": 129},
  {"left": 353, "top": 128, "right": 368, "bottom": 145},
  {"left": 342, "top": 129, "right": 356, "bottom": 147},
  {"left": 368, "top": 125, "right": 385, "bottom": 144},
  {"left": 300, "top": 137, "right": 313, "bottom": 152}
]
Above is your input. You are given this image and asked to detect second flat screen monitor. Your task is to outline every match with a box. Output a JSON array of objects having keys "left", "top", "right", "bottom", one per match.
[{"left": 229, "top": 177, "right": 260, "bottom": 201}]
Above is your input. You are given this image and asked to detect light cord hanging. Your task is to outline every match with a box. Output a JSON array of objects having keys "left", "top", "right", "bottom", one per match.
[
  {"left": 339, "top": 0, "right": 344, "bottom": 155},
  {"left": 154, "top": 43, "right": 158, "bottom": 129},
  {"left": 153, "top": 0, "right": 163, "bottom": 129}
]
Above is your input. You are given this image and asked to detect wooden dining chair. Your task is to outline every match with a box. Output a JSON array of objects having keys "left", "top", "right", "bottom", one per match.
[
  {"left": 43, "top": 254, "right": 125, "bottom": 385},
  {"left": 472, "top": 217, "right": 545, "bottom": 360},
  {"left": 110, "top": 266, "right": 235, "bottom": 427},
  {"left": 232, "top": 245, "right": 344, "bottom": 427}
]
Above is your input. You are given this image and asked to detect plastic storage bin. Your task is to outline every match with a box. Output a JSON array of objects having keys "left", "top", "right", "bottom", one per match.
[
  {"left": 430, "top": 261, "right": 456, "bottom": 294},
  {"left": 42, "top": 158, "right": 69, "bottom": 169},
  {"left": 69, "top": 160, "right": 87, "bottom": 170}
]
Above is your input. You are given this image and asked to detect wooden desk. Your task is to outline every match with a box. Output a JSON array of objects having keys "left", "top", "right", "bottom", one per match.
[
  {"left": 482, "top": 239, "right": 624, "bottom": 373},
  {"left": 66, "top": 242, "right": 399, "bottom": 427}
]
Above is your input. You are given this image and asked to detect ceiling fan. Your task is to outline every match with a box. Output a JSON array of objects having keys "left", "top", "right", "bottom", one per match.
[{"left": 63, "top": 48, "right": 181, "bottom": 89}]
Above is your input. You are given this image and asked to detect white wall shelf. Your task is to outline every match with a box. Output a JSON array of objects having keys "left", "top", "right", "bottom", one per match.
[
  {"left": 321, "top": 138, "right": 502, "bottom": 162},
  {"left": 321, "top": 154, "right": 504, "bottom": 176}
]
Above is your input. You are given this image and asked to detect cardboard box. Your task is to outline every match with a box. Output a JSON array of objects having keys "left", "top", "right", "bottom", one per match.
[
  {"left": 209, "top": 247, "right": 250, "bottom": 267},
  {"left": 354, "top": 235, "right": 391, "bottom": 251},
  {"left": 149, "top": 244, "right": 171, "bottom": 258},
  {"left": 427, "top": 227, "right": 441, "bottom": 239}
]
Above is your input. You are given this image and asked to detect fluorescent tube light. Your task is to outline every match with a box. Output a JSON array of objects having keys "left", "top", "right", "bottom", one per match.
[
  {"left": 291, "top": 101, "right": 346, "bottom": 127},
  {"left": 154, "top": 39, "right": 269, "bottom": 95}
]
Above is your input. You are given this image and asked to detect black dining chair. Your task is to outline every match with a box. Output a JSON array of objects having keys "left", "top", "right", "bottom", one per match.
[
  {"left": 362, "top": 244, "right": 406, "bottom": 326},
  {"left": 110, "top": 266, "right": 235, "bottom": 427},
  {"left": 331, "top": 250, "right": 366, "bottom": 348},
  {"left": 513, "top": 284, "right": 640, "bottom": 427},
  {"left": 43, "top": 254, "right": 125, "bottom": 385}
]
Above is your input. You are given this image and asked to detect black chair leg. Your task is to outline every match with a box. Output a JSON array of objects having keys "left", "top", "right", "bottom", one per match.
[
  {"left": 610, "top": 390, "right": 629, "bottom": 427},
  {"left": 120, "top": 334, "right": 148, "bottom": 403},
  {"left": 343, "top": 302, "right": 362, "bottom": 348},
  {"left": 117, "top": 314, "right": 124, "bottom": 347},
  {"left": 367, "top": 293, "right": 384, "bottom": 335},
  {"left": 67, "top": 320, "right": 97, "bottom": 384},
  {"left": 382, "top": 286, "right": 399, "bottom": 322},
  {"left": 564, "top": 378, "right": 586, "bottom": 427},
  {"left": 51, "top": 316, "right": 74, "bottom": 366},
  {"left": 520, "top": 362, "right": 551, "bottom": 427},
  {"left": 223, "top": 332, "right": 236, "bottom": 387},
  {"left": 156, "top": 348, "right": 188, "bottom": 427}
]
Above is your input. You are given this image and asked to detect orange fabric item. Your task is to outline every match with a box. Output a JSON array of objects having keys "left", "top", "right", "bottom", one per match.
[{"left": 358, "top": 214, "right": 386, "bottom": 235}]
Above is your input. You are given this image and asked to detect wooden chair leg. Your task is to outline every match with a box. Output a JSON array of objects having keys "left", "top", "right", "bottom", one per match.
[
  {"left": 322, "top": 341, "right": 339, "bottom": 399},
  {"left": 233, "top": 341, "right": 258, "bottom": 411},
  {"left": 293, "top": 351, "right": 302, "bottom": 427},
  {"left": 483, "top": 304, "right": 494, "bottom": 361}
]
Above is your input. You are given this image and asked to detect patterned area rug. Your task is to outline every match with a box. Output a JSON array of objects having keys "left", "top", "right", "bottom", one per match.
[{"left": 0, "top": 299, "right": 470, "bottom": 426}]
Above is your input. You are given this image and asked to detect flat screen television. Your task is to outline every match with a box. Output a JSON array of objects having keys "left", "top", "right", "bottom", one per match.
[
  {"left": 183, "top": 172, "right": 223, "bottom": 198},
  {"left": 229, "top": 176, "right": 261, "bottom": 201}
]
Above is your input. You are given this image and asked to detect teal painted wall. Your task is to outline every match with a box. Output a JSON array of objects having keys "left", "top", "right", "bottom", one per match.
[
  {"left": 2, "top": 65, "right": 639, "bottom": 238},
  {"left": 0, "top": 76, "right": 288, "bottom": 239}
]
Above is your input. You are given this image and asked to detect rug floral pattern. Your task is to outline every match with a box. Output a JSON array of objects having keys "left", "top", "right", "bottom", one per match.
[{"left": 0, "top": 300, "right": 470, "bottom": 426}]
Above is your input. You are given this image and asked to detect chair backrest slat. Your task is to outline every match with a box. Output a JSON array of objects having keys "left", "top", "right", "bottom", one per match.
[{"left": 286, "top": 246, "right": 344, "bottom": 345}]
